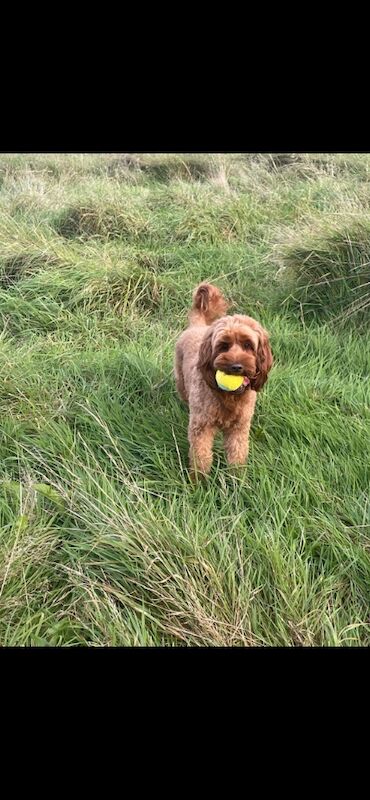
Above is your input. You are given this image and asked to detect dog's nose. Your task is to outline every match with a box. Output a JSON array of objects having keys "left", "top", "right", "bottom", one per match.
[{"left": 230, "top": 363, "right": 243, "bottom": 374}]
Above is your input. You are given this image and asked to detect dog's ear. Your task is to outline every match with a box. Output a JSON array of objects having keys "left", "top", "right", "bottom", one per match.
[
  {"left": 197, "top": 327, "right": 216, "bottom": 388},
  {"left": 251, "top": 329, "right": 273, "bottom": 392}
]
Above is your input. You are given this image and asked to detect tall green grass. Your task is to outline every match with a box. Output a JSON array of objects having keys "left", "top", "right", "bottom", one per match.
[
  {"left": 0, "top": 153, "right": 369, "bottom": 646},
  {"left": 274, "top": 216, "right": 370, "bottom": 327}
]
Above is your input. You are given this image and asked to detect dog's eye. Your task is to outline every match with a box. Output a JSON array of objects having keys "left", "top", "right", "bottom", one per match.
[
  {"left": 243, "top": 341, "right": 254, "bottom": 351},
  {"left": 219, "top": 342, "right": 230, "bottom": 351}
]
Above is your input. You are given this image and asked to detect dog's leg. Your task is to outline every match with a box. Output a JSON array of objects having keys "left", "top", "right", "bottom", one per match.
[
  {"left": 223, "top": 422, "right": 251, "bottom": 466},
  {"left": 174, "top": 344, "right": 188, "bottom": 404},
  {"left": 188, "top": 418, "right": 215, "bottom": 480},
  {"left": 224, "top": 395, "right": 256, "bottom": 467}
]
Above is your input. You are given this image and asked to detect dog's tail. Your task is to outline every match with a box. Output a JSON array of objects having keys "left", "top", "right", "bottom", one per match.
[{"left": 189, "top": 283, "right": 231, "bottom": 326}]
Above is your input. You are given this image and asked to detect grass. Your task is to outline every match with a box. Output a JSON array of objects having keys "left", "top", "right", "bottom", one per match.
[
  {"left": 274, "top": 216, "right": 370, "bottom": 327},
  {"left": 0, "top": 152, "right": 369, "bottom": 647}
]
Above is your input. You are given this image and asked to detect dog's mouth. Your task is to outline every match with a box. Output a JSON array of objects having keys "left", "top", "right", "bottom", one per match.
[
  {"left": 233, "top": 376, "right": 250, "bottom": 393},
  {"left": 214, "top": 372, "right": 251, "bottom": 393},
  {"left": 237, "top": 375, "right": 251, "bottom": 388}
]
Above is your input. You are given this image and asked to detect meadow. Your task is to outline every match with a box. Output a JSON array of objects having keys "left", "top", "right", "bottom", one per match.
[{"left": 0, "top": 152, "right": 369, "bottom": 646}]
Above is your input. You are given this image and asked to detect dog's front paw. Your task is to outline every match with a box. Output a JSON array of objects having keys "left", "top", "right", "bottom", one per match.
[{"left": 189, "top": 467, "right": 210, "bottom": 484}]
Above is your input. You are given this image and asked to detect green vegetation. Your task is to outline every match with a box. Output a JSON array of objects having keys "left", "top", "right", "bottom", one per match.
[{"left": 0, "top": 152, "right": 369, "bottom": 646}]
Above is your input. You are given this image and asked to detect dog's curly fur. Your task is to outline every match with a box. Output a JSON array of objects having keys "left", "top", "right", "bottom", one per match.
[{"left": 174, "top": 283, "right": 273, "bottom": 479}]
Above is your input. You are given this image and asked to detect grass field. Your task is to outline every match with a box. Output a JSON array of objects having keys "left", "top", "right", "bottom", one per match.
[{"left": 0, "top": 152, "right": 369, "bottom": 646}]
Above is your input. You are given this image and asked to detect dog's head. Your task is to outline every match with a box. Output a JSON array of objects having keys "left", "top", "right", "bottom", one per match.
[{"left": 198, "top": 314, "right": 273, "bottom": 393}]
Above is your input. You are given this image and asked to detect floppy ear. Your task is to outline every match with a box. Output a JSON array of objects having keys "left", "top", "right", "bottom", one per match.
[
  {"left": 197, "top": 327, "right": 216, "bottom": 388},
  {"left": 251, "top": 330, "right": 273, "bottom": 392}
]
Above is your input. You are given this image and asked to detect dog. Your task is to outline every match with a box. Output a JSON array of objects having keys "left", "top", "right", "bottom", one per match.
[{"left": 174, "top": 283, "right": 273, "bottom": 479}]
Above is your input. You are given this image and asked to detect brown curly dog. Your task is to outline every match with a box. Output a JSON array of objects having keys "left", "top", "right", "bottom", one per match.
[{"left": 174, "top": 283, "right": 273, "bottom": 479}]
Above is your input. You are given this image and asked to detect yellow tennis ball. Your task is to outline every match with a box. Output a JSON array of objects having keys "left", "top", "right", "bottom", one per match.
[{"left": 215, "top": 370, "right": 244, "bottom": 391}]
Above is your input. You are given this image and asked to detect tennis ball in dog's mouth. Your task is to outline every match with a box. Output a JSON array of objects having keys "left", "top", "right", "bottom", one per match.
[{"left": 215, "top": 370, "right": 245, "bottom": 391}]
